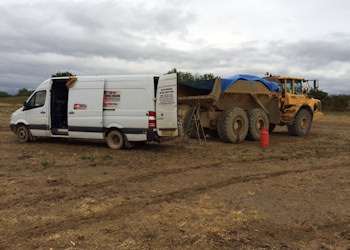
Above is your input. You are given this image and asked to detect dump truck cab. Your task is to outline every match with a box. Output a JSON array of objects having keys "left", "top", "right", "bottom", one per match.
[{"left": 263, "top": 75, "right": 323, "bottom": 136}]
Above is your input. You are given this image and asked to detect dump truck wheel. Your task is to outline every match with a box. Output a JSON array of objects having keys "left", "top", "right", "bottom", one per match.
[
  {"left": 17, "top": 125, "right": 31, "bottom": 143},
  {"left": 247, "top": 109, "right": 269, "bottom": 141},
  {"left": 217, "top": 108, "right": 249, "bottom": 143},
  {"left": 287, "top": 109, "right": 312, "bottom": 136},
  {"left": 106, "top": 130, "right": 125, "bottom": 149},
  {"left": 182, "top": 108, "right": 206, "bottom": 139}
]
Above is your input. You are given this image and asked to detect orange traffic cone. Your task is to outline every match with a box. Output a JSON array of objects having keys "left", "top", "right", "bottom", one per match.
[{"left": 260, "top": 127, "right": 269, "bottom": 148}]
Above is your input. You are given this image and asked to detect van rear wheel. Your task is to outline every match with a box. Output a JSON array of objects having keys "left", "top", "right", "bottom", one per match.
[
  {"left": 17, "top": 125, "right": 31, "bottom": 143},
  {"left": 106, "top": 130, "right": 125, "bottom": 149}
]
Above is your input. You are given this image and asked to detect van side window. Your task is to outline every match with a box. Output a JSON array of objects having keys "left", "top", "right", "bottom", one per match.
[{"left": 27, "top": 90, "right": 46, "bottom": 109}]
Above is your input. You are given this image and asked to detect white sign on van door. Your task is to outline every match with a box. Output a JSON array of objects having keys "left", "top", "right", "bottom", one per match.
[
  {"left": 159, "top": 87, "right": 175, "bottom": 105},
  {"left": 104, "top": 91, "right": 121, "bottom": 110}
]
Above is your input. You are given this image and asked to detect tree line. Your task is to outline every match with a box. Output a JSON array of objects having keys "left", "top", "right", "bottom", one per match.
[
  {"left": 0, "top": 72, "right": 74, "bottom": 98},
  {"left": 308, "top": 88, "right": 350, "bottom": 112},
  {"left": 1, "top": 70, "right": 349, "bottom": 112}
]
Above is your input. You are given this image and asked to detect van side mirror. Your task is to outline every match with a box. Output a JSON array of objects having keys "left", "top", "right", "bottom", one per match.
[{"left": 23, "top": 101, "right": 29, "bottom": 110}]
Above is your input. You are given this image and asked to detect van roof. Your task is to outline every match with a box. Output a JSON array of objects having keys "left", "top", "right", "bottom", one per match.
[{"left": 52, "top": 75, "right": 159, "bottom": 81}]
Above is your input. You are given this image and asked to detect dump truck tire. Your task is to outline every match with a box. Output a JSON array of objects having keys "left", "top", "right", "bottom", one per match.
[
  {"left": 16, "top": 125, "right": 31, "bottom": 143},
  {"left": 217, "top": 108, "right": 249, "bottom": 143},
  {"left": 247, "top": 108, "right": 269, "bottom": 141},
  {"left": 106, "top": 130, "right": 125, "bottom": 149},
  {"left": 287, "top": 109, "right": 312, "bottom": 136}
]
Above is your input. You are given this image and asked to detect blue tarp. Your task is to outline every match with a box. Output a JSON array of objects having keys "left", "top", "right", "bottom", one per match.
[
  {"left": 179, "top": 79, "right": 215, "bottom": 90},
  {"left": 221, "top": 74, "right": 279, "bottom": 92}
]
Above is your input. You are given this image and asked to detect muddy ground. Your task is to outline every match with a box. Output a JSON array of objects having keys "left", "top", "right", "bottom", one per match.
[{"left": 0, "top": 103, "right": 349, "bottom": 249}]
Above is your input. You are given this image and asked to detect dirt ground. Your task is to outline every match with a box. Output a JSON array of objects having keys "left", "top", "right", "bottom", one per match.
[{"left": 1, "top": 103, "right": 350, "bottom": 249}]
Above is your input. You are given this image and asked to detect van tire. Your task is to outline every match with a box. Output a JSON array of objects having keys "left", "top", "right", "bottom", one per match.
[
  {"left": 17, "top": 125, "right": 31, "bottom": 143},
  {"left": 287, "top": 109, "right": 312, "bottom": 136},
  {"left": 247, "top": 109, "right": 269, "bottom": 141},
  {"left": 217, "top": 108, "right": 249, "bottom": 143},
  {"left": 106, "top": 130, "right": 125, "bottom": 149}
]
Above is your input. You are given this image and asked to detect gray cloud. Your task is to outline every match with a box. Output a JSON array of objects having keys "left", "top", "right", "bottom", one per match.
[{"left": 1, "top": 1, "right": 349, "bottom": 95}]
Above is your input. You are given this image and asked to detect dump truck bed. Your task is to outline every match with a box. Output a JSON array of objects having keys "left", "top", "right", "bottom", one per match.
[{"left": 178, "top": 77, "right": 281, "bottom": 123}]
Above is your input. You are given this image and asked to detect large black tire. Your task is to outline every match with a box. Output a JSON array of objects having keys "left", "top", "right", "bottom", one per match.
[
  {"left": 182, "top": 108, "right": 207, "bottom": 139},
  {"left": 287, "top": 109, "right": 312, "bottom": 136},
  {"left": 217, "top": 108, "right": 249, "bottom": 143},
  {"left": 16, "top": 125, "right": 31, "bottom": 143},
  {"left": 246, "top": 108, "right": 269, "bottom": 141},
  {"left": 106, "top": 130, "right": 125, "bottom": 149}
]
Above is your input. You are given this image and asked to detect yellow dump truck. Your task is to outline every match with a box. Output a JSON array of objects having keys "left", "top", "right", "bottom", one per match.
[{"left": 178, "top": 74, "right": 323, "bottom": 143}]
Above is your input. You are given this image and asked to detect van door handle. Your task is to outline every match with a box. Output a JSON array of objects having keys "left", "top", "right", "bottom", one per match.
[
  {"left": 69, "top": 111, "right": 74, "bottom": 114},
  {"left": 40, "top": 111, "right": 46, "bottom": 114}
]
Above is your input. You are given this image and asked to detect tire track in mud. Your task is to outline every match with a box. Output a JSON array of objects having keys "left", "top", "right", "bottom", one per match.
[
  {"left": 141, "top": 161, "right": 349, "bottom": 205},
  {"left": 2, "top": 149, "right": 349, "bottom": 209},
  {"left": 4, "top": 160, "right": 349, "bottom": 244}
]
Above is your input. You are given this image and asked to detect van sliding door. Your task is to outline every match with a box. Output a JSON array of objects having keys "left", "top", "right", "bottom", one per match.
[{"left": 67, "top": 80, "right": 104, "bottom": 139}]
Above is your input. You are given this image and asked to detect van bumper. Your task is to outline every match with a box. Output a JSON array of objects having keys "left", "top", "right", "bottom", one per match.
[{"left": 121, "top": 128, "right": 158, "bottom": 142}]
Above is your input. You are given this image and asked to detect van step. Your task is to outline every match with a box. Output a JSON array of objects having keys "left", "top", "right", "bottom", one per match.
[{"left": 51, "top": 128, "right": 68, "bottom": 135}]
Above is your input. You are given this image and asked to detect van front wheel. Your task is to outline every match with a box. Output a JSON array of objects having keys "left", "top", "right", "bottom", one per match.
[
  {"left": 17, "top": 125, "right": 31, "bottom": 143},
  {"left": 106, "top": 130, "right": 125, "bottom": 149}
]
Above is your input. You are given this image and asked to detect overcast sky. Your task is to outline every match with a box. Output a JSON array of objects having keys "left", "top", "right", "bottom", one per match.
[{"left": 1, "top": 0, "right": 350, "bottom": 95}]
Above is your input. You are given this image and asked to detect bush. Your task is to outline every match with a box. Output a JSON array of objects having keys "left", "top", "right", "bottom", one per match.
[
  {"left": 0, "top": 91, "right": 11, "bottom": 97},
  {"left": 328, "top": 95, "right": 350, "bottom": 112}
]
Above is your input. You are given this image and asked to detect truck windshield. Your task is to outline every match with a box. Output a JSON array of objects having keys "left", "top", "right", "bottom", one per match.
[{"left": 294, "top": 80, "right": 302, "bottom": 95}]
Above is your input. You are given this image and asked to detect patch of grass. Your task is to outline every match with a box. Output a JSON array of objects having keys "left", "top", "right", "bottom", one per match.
[
  {"left": 81, "top": 155, "right": 96, "bottom": 161},
  {"left": 101, "top": 155, "right": 113, "bottom": 160},
  {"left": 42, "top": 159, "right": 55, "bottom": 169}
]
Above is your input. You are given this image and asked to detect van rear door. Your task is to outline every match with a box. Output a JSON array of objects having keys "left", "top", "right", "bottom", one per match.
[
  {"left": 156, "top": 73, "right": 178, "bottom": 137},
  {"left": 67, "top": 80, "right": 104, "bottom": 139}
]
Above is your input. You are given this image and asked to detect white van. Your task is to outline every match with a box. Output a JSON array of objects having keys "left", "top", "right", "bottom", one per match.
[{"left": 10, "top": 74, "right": 178, "bottom": 149}]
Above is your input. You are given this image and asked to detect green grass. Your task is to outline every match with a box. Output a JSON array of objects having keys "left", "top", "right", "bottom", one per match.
[
  {"left": 42, "top": 159, "right": 55, "bottom": 169},
  {"left": 324, "top": 111, "right": 350, "bottom": 116},
  {"left": 81, "top": 155, "right": 97, "bottom": 161}
]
